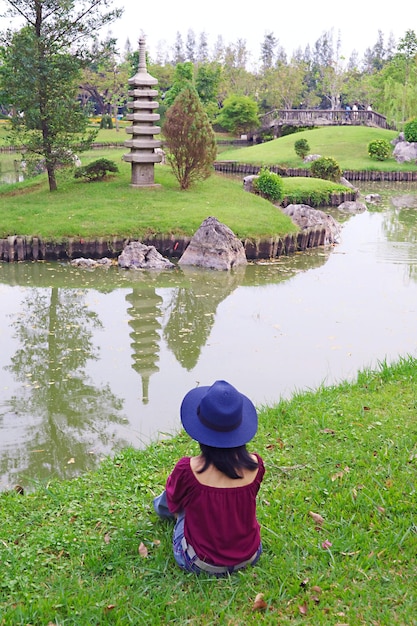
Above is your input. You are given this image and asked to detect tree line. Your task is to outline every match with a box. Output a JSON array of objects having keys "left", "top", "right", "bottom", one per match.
[
  {"left": 1, "top": 0, "right": 417, "bottom": 192},
  {"left": 96, "top": 27, "right": 417, "bottom": 129}
]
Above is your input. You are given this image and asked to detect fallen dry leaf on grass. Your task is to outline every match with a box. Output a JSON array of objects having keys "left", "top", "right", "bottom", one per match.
[
  {"left": 138, "top": 542, "right": 148, "bottom": 557},
  {"left": 252, "top": 593, "right": 267, "bottom": 610},
  {"left": 298, "top": 601, "right": 308, "bottom": 615},
  {"left": 309, "top": 511, "right": 324, "bottom": 526},
  {"left": 104, "top": 533, "right": 110, "bottom": 544}
]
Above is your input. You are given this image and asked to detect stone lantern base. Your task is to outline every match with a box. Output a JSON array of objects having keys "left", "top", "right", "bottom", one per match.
[{"left": 129, "top": 163, "right": 161, "bottom": 188}]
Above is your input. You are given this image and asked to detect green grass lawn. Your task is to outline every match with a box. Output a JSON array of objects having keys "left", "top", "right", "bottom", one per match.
[
  {"left": 0, "top": 157, "right": 301, "bottom": 240},
  {"left": 1, "top": 126, "right": 385, "bottom": 242},
  {"left": 219, "top": 126, "right": 416, "bottom": 172},
  {"left": 1, "top": 356, "right": 416, "bottom": 625},
  {"left": 1, "top": 122, "right": 416, "bottom": 624}
]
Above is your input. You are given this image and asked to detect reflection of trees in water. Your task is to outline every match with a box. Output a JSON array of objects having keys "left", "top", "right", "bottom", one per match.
[
  {"left": 1, "top": 287, "right": 127, "bottom": 489},
  {"left": 163, "top": 252, "right": 333, "bottom": 371},
  {"left": 164, "top": 267, "right": 247, "bottom": 370},
  {"left": 125, "top": 288, "right": 163, "bottom": 404},
  {"left": 382, "top": 198, "right": 417, "bottom": 282}
]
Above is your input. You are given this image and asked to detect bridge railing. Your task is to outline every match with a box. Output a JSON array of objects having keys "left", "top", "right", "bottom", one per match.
[{"left": 260, "top": 109, "right": 391, "bottom": 130}]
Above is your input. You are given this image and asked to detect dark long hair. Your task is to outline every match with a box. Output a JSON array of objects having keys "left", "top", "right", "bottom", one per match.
[{"left": 197, "top": 443, "right": 258, "bottom": 479}]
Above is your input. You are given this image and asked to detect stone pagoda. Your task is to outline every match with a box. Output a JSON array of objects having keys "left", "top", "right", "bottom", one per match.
[{"left": 123, "top": 38, "right": 162, "bottom": 187}]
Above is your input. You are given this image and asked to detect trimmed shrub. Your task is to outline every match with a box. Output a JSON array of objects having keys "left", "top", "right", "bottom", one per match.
[
  {"left": 253, "top": 167, "right": 284, "bottom": 202},
  {"left": 100, "top": 114, "right": 113, "bottom": 129},
  {"left": 74, "top": 158, "right": 119, "bottom": 182},
  {"left": 404, "top": 118, "right": 417, "bottom": 143},
  {"left": 310, "top": 156, "right": 342, "bottom": 182},
  {"left": 294, "top": 138, "right": 310, "bottom": 159},
  {"left": 368, "top": 139, "right": 391, "bottom": 161}
]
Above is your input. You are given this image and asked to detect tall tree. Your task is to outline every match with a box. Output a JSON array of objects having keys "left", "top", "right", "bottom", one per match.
[
  {"left": 163, "top": 85, "right": 217, "bottom": 190},
  {"left": 185, "top": 28, "right": 196, "bottom": 63},
  {"left": 0, "top": 0, "right": 122, "bottom": 191},
  {"left": 362, "top": 30, "right": 393, "bottom": 73},
  {"left": 310, "top": 30, "right": 345, "bottom": 109},
  {"left": 387, "top": 30, "right": 417, "bottom": 122},
  {"left": 219, "top": 40, "right": 256, "bottom": 101},
  {"left": 163, "top": 61, "right": 194, "bottom": 108},
  {"left": 172, "top": 31, "right": 185, "bottom": 64},
  {"left": 260, "top": 32, "right": 278, "bottom": 71},
  {"left": 216, "top": 94, "right": 259, "bottom": 135},
  {"left": 197, "top": 31, "right": 209, "bottom": 63},
  {"left": 80, "top": 36, "right": 130, "bottom": 129},
  {"left": 195, "top": 62, "right": 222, "bottom": 121}
]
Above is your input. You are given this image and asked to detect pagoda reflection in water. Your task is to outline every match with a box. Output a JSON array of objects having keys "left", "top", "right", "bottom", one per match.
[{"left": 125, "top": 288, "right": 163, "bottom": 404}]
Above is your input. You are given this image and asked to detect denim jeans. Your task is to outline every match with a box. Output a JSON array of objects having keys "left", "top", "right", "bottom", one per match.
[{"left": 153, "top": 490, "right": 201, "bottom": 572}]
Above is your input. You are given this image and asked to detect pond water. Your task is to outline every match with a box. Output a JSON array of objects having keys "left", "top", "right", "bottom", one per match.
[
  {"left": 1, "top": 182, "right": 417, "bottom": 491},
  {"left": 0, "top": 153, "right": 24, "bottom": 184}
]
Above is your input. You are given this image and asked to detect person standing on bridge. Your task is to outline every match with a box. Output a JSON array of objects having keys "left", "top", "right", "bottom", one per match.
[{"left": 345, "top": 104, "right": 351, "bottom": 122}]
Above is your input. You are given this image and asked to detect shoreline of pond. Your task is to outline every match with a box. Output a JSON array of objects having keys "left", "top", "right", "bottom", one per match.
[
  {"left": 0, "top": 225, "right": 334, "bottom": 262},
  {"left": 2, "top": 166, "right": 416, "bottom": 263}
]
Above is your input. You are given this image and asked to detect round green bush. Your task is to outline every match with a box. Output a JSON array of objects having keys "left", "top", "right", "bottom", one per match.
[
  {"left": 294, "top": 138, "right": 310, "bottom": 159},
  {"left": 310, "top": 156, "right": 342, "bottom": 182},
  {"left": 368, "top": 139, "right": 391, "bottom": 161},
  {"left": 74, "top": 158, "right": 119, "bottom": 182},
  {"left": 253, "top": 167, "right": 284, "bottom": 202},
  {"left": 404, "top": 118, "right": 417, "bottom": 143},
  {"left": 100, "top": 114, "right": 113, "bottom": 129}
]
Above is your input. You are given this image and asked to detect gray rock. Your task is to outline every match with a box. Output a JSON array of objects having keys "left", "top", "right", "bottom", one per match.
[
  {"left": 390, "top": 194, "right": 417, "bottom": 209},
  {"left": 118, "top": 242, "right": 175, "bottom": 270},
  {"left": 391, "top": 132, "right": 405, "bottom": 146},
  {"left": 178, "top": 216, "right": 247, "bottom": 270},
  {"left": 340, "top": 176, "right": 359, "bottom": 191},
  {"left": 243, "top": 175, "right": 259, "bottom": 193},
  {"left": 303, "top": 154, "right": 321, "bottom": 162},
  {"left": 154, "top": 147, "right": 167, "bottom": 165},
  {"left": 365, "top": 193, "right": 381, "bottom": 203},
  {"left": 337, "top": 201, "right": 367, "bottom": 213},
  {"left": 70, "top": 257, "right": 113, "bottom": 268},
  {"left": 282, "top": 204, "right": 341, "bottom": 244},
  {"left": 392, "top": 140, "right": 417, "bottom": 163}
]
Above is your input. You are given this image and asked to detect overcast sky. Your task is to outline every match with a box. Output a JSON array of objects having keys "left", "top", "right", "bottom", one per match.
[{"left": 106, "top": 0, "right": 414, "bottom": 65}]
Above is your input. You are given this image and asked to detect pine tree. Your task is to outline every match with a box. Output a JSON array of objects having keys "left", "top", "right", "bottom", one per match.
[{"left": 163, "top": 86, "right": 217, "bottom": 190}]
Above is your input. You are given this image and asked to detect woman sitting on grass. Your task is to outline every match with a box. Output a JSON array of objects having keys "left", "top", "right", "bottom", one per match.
[{"left": 154, "top": 380, "right": 265, "bottom": 576}]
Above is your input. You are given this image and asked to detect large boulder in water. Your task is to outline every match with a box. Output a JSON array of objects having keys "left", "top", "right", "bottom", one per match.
[
  {"left": 179, "top": 216, "right": 247, "bottom": 270},
  {"left": 337, "top": 200, "right": 367, "bottom": 213},
  {"left": 282, "top": 204, "right": 342, "bottom": 244},
  {"left": 118, "top": 242, "right": 175, "bottom": 270}
]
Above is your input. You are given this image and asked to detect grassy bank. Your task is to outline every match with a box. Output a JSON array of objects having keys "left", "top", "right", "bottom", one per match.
[
  {"left": 219, "top": 126, "right": 417, "bottom": 172},
  {"left": 0, "top": 158, "right": 296, "bottom": 240},
  {"left": 0, "top": 152, "right": 355, "bottom": 241},
  {"left": 2, "top": 125, "right": 413, "bottom": 242},
  {"left": 1, "top": 356, "right": 416, "bottom": 625}
]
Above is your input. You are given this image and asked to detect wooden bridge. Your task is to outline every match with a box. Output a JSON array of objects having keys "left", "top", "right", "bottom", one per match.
[{"left": 256, "top": 108, "right": 392, "bottom": 137}]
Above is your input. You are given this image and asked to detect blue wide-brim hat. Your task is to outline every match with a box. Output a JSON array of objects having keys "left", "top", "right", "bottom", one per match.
[{"left": 180, "top": 380, "right": 258, "bottom": 448}]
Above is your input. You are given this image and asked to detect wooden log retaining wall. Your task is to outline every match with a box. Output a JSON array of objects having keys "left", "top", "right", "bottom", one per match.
[
  {"left": 214, "top": 162, "right": 358, "bottom": 206},
  {"left": 214, "top": 161, "right": 417, "bottom": 183},
  {"left": 0, "top": 229, "right": 328, "bottom": 263}
]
